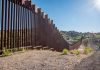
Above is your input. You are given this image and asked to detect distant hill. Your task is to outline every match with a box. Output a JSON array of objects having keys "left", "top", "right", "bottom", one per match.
[
  {"left": 60, "top": 31, "right": 100, "bottom": 46},
  {"left": 60, "top": 31, "right": 83, "bottom": 44}
]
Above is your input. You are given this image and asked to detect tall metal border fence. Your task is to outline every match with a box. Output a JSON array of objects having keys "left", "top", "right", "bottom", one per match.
[{"left": 0, "top": 0, "right": 69, "bottom": 53}]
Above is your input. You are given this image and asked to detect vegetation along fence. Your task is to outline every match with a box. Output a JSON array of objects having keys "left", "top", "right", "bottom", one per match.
[{"left": 0, "top": 0, "right": 70, "bottom": 53}]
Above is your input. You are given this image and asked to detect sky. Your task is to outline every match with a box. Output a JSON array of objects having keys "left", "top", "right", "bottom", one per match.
[{"left": 32, "top": 0, "right": 100, "bottom": 32}]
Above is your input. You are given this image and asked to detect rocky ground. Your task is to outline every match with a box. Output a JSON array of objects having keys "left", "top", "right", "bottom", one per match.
[
  {"left": 74, "top": 50, "right": 100, "bottom": 70},
  {"left": 0, "top": 49, "right": 99, "bottom": 70}
]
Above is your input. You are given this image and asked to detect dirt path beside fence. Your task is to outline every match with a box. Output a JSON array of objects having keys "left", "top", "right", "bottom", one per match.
[
  {"left": 74, "top": 50, "right": 100, "bottom": 70},
  {"left": 0, "top": 50, "right": 99, "bottom": 70}
]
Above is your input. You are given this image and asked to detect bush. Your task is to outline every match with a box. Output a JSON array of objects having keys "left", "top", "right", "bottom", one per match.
[
  {"left": 62, "top": 48, "right": 69, "bottom": 55},
  {"left": 18, "top": 47, "right": 26, "bottom": 52},
  {"left": 84, "top": 47, "right": 92, "bottom": 54},
  {"left": 70, "top": 49, "right": 80, "bottom": 55},
  {"left": 2, "top": 48, "right": 12, "bottom": 56},
  {"left": 12, "top": 48, "right": 18, "bottom": 52}
]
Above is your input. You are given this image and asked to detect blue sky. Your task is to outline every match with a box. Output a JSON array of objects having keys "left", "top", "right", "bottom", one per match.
[{"left": 32, "top": 0, "right": 100, "bottom": 32}]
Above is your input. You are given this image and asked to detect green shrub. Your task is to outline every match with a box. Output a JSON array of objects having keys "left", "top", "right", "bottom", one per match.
[
  {"left": 18, "top": 47, "right": 25, "bottom": 52},
  {"left": 12, "top": 48, "right": 18, "bottom": 52},
  {"left": 74, "top": 50, "right": 80, "bottom": 55},
  {"left": 84, "top": 47, "right": 92, "bottom": 54},
  {"left": 2, "top": 48, "right": 12, "bottom": 56},
  {"left": 62, "top": 48, "right": 69, "bottom": 55},
  {"left": 70, "top": 49, "right": 80, "bottom": 55}
]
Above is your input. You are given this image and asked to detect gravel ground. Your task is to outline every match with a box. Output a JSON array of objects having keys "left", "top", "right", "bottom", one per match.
[
  {"left": 74, "top": 50, "right": 100, "bottom": 70},
  {"left": 0, "top": 50, "right": 99, "bottom": 70}
]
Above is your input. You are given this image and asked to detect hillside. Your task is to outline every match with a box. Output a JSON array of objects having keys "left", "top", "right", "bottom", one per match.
[
  {"left": 60, "top": 31, "right": 83, "bottom": 44},
  {"left": 60, "top": 31, "right": 100, "bottom": 45}
]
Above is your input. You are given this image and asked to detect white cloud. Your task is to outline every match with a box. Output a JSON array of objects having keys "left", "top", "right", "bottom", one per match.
[{"left": 93, "top": 0, "right": 100, "bottom": 10}]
